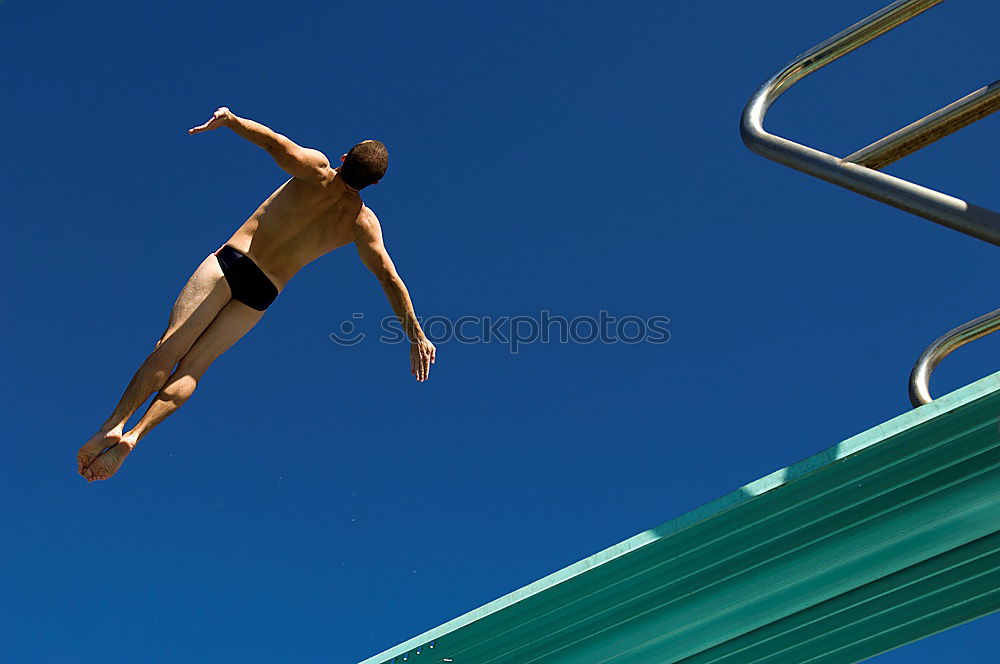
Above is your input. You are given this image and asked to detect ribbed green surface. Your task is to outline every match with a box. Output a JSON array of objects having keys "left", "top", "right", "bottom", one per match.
[{"left": 360, "top": 373, "right": 1000, "bottom": 664}]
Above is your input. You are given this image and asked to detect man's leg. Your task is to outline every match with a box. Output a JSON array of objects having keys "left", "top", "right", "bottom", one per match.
[
  {"left": 82, "top": 300, "right": 265, "bottom": 481},
  {"left": 77, "top": 254, "right": 231, "bottom": 474}
]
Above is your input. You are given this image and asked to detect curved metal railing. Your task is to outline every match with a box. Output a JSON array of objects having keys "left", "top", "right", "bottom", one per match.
[
  {"left": 909, "top": 308, "right": 1000, "bottom": 406},
  {"left": 740, "top": 0, "right": 1000, "bottom": 405}
]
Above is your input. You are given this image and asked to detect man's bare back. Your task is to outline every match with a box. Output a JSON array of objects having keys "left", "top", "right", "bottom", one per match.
[
  {"left": 76, "top": 107, "right": 436, "bottom": 482},
  {"left": 227, "top": 176, "right": 363, "bottom": 289}
]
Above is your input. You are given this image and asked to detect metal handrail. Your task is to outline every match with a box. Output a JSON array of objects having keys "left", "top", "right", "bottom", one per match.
[
  {"left": 740, "top": 0, "right": 1000, "bottom": 406},
  {"left": 909, "top": 308, "right": 1000, "bottom": 406},
  {"left": 845, "top": 79, "right": 1000, "bottom": 169}
]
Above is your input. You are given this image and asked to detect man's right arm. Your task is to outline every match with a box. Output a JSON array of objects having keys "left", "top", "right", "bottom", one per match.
[
  {"left": 354, "top": 212, "right": 437, "bottom": 381},
  {"left": 189, "top": 107, "right": 334, "bottom": 184}
]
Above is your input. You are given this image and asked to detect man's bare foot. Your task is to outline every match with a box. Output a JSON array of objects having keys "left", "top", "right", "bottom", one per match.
[
  {"left": 77, "top": 429, "right": 122, "bottom": 476},
  {"left": 81, "top": 436, "right": 136, "bottom": 482}
]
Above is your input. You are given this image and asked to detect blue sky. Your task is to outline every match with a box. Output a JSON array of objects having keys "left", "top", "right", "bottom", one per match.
[{"left": 2, "top": 1, "right": 998, "bottom": 662}]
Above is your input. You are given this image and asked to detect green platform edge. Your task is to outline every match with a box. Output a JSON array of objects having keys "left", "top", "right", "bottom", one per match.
[{"left": 359, "top": 373, "right": 1000, "bottom": 664}]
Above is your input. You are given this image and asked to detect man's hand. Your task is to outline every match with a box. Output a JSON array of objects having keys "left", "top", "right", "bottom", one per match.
[
  {"left": 190, "top": 108, "right": 333, "bottom": 183},
  {"left": 410, "top": 338, "right": 436, "bottom": 382},
  {"left": 188, "top": 107, "right": 233, "bottom": 134}
]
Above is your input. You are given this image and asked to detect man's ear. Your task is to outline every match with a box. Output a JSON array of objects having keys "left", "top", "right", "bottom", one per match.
[{"left": 340, "top": 154, "right": 347, "bottom": 162}]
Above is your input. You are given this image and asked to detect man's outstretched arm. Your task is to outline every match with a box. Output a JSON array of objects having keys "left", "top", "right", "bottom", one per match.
[
  {"left": 354, "top": 211, "right": 436, "bottom": 382},
  {"left": 189, "top": 106, "right": 334, "bottom": 184}
]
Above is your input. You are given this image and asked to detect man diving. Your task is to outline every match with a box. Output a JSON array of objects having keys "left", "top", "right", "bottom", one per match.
[{"left": 77, "top": 107, "right": 436, "bottom": 482}]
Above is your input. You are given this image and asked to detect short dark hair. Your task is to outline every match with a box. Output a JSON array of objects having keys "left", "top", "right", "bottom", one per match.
[{"left": 340, "top": 139, "right": 388, "bottom": 190}]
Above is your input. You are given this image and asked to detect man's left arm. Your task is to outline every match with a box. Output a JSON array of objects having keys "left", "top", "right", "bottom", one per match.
[
  {"left": 355, "top": 214, "right": 436, "bottom": 381},
  {"left": 189, "top": 107, "right": 334, "bottom": 184}
]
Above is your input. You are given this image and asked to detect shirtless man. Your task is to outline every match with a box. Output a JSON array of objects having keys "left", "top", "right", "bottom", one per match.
[{"left": 76, "top": 107, "right": 436, "bottom": 482}]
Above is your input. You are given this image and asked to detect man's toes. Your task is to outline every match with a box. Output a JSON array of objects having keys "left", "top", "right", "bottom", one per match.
[
  {"left": 78, "top": 431, "right": 120, "bottom": 474},
  {"left": 78, "top": 449, "right": 96, "bottom": 472},
  {"left": 78, "top": 452, "right": 97, "bottom": 474},
  {"left": 84, "top": 444, "right": 130, "bottom": 482},
  {"left": 88, "top": 459, "right": 108, "bottom": 480},
  {"left": 82, "top": 458, "right": 105, "bottom": 480}
]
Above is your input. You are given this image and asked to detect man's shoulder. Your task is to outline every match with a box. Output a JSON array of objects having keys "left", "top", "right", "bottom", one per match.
[
  {"left": 356, "top": 204, "right": 380, "bottom": 227},
  {"left": 351, "top": 205, "right": 381, "bottom": 241}
]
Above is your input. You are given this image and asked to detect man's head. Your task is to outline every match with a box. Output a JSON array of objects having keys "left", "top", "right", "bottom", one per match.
[{"left": 339, "top": 139, "right": 388, "bottom": 191}]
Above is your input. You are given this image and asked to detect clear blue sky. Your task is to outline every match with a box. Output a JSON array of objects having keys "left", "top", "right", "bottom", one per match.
[{"left": 2, "top": 1, "right": 998, "bottom": 662}]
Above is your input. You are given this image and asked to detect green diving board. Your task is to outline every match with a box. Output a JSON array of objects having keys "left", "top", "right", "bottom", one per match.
[{"left": 360, "top": 373, "right": 1000, "bottom": 664}]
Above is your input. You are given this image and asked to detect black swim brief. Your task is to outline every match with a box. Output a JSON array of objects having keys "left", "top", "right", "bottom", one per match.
[{"left": 214, "top": 245, "right": 279, "bottom": 311}]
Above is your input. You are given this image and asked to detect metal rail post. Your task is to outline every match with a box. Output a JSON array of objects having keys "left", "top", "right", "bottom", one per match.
[{"left": 740, "top": 0, "right": 1000, "bottom": 405}]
